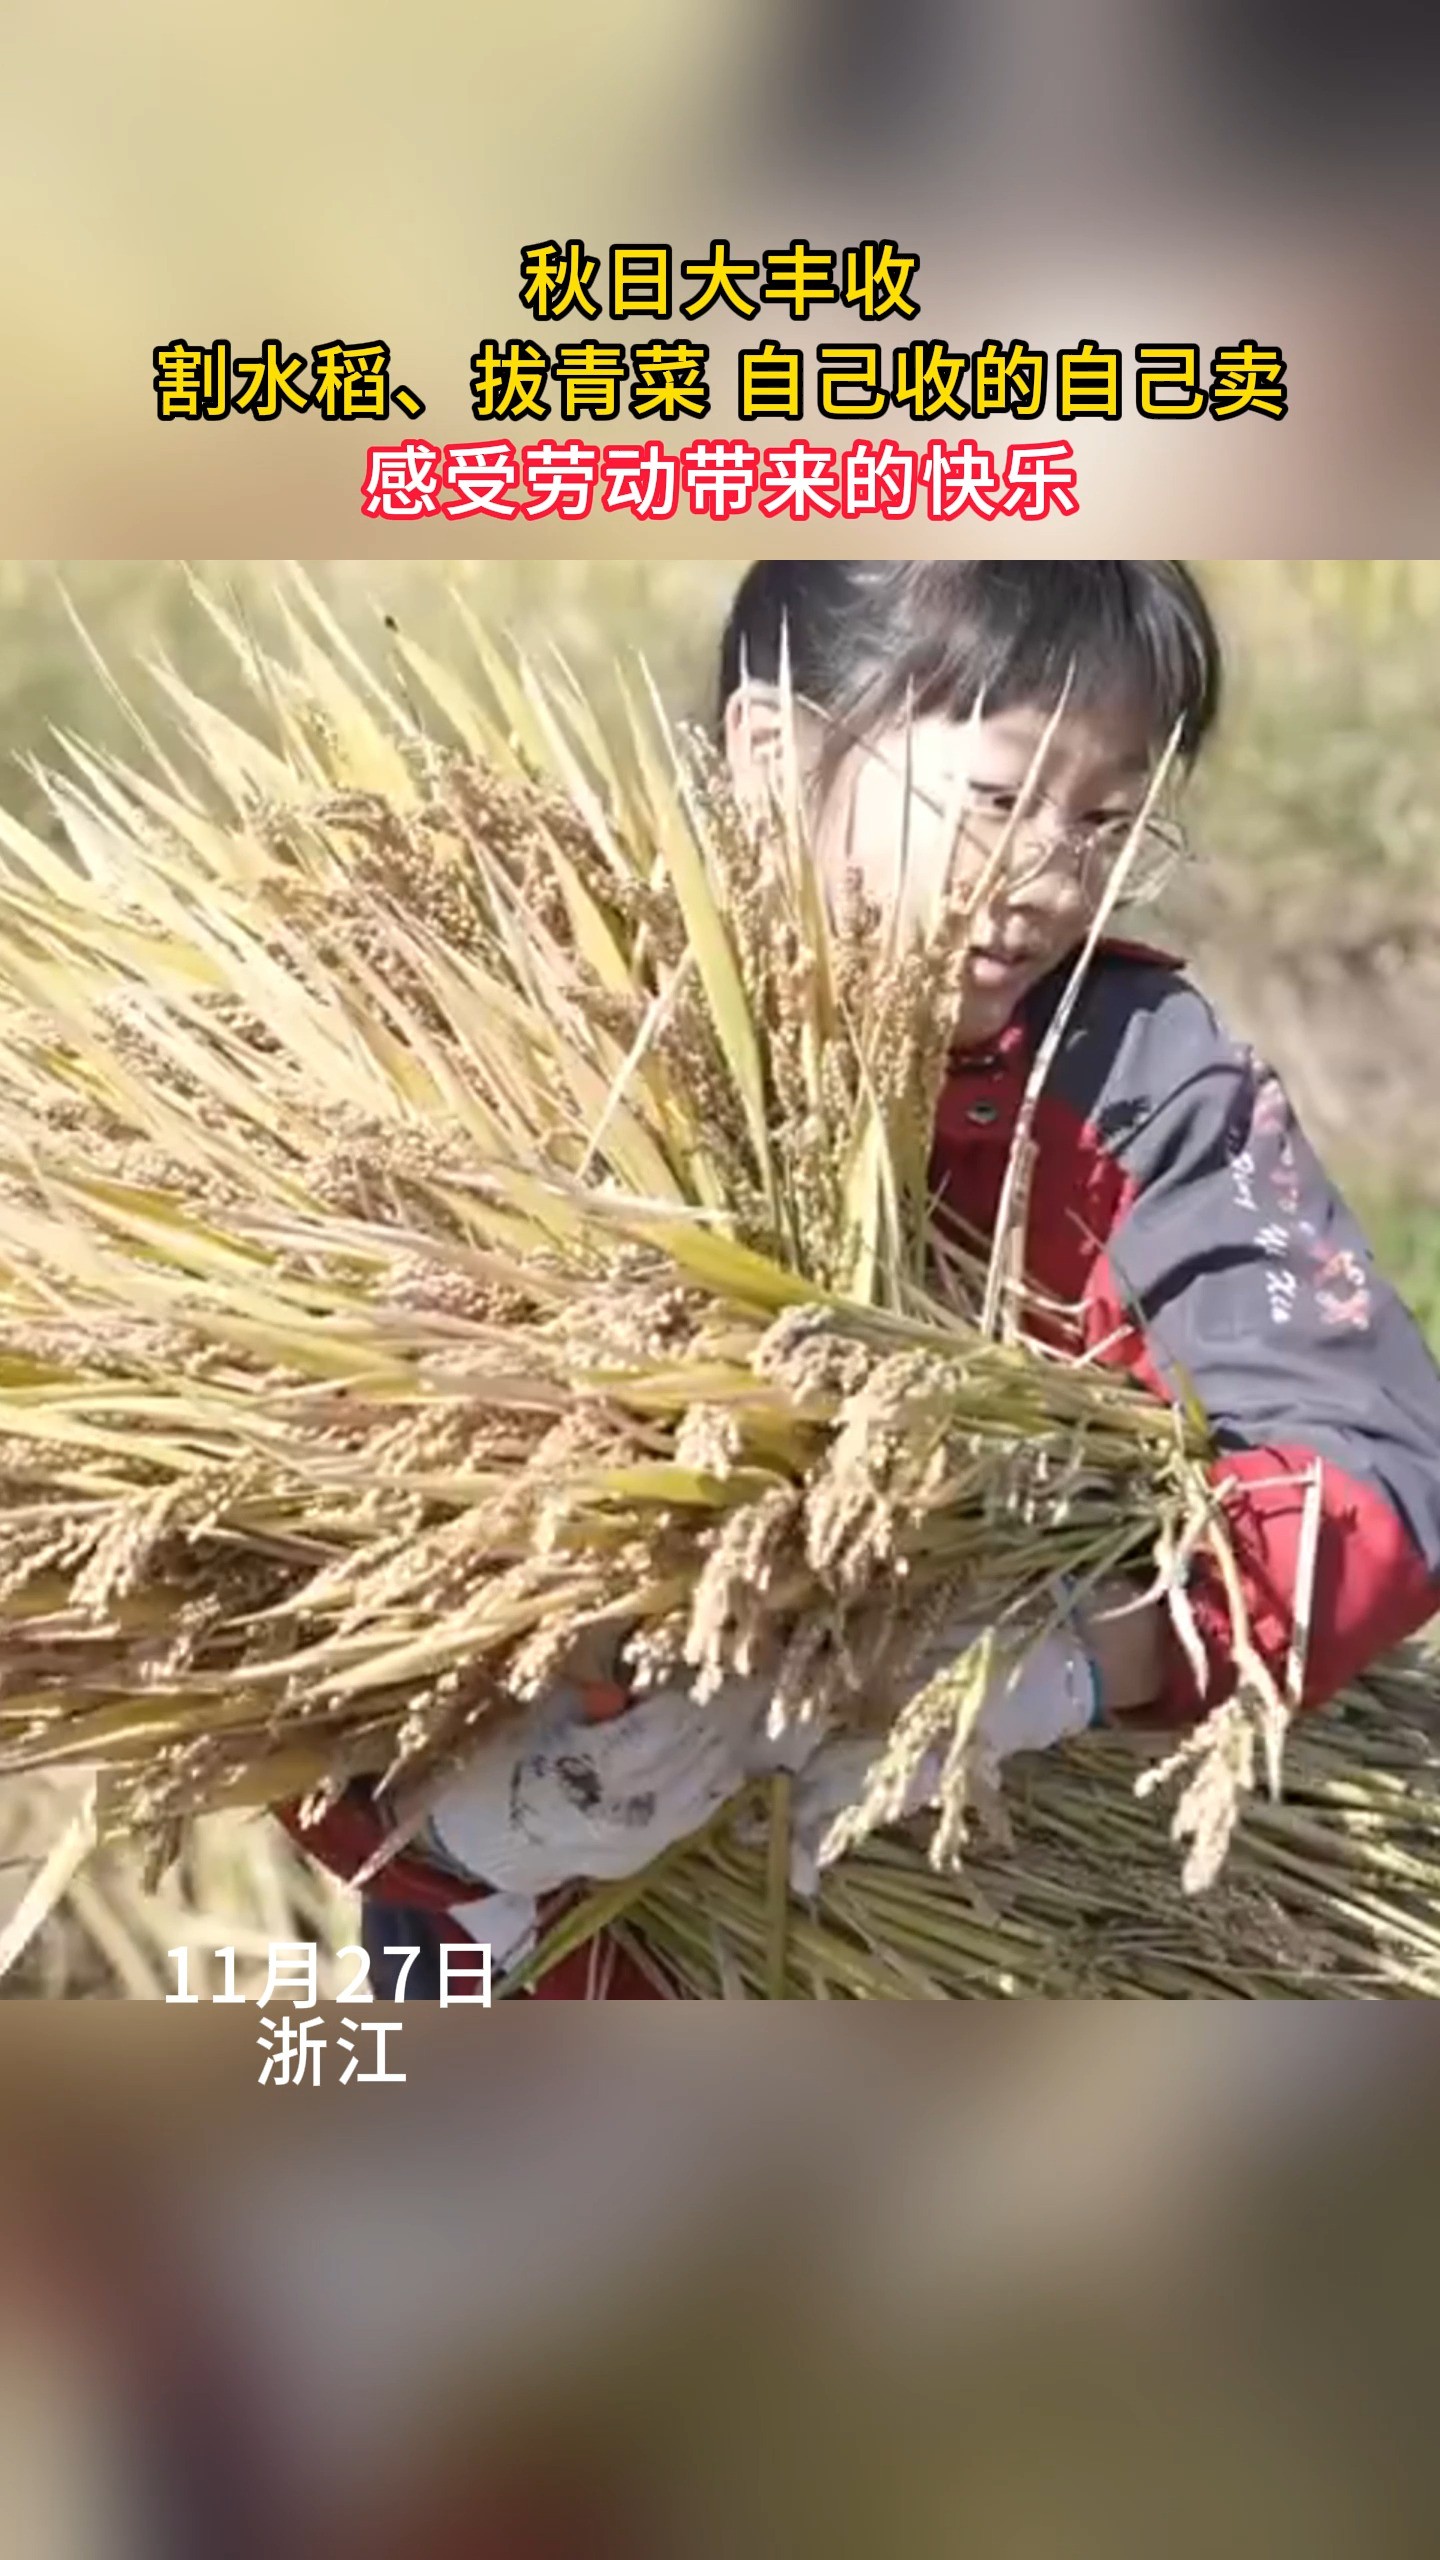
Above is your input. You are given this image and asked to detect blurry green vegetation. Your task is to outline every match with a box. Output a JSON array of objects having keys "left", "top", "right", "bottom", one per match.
[
  {"left": 1355, "top": 1191, "right": 1440, "bottom": 1350},
  {"left": 1, "top": 556, "right": 1438, "bottom": 1343},
  {"left": 1185, "top": 561, "right": 1440, "bottom": 948}
]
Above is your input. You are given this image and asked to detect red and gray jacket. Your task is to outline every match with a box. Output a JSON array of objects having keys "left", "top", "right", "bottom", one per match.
[
  {"left": 930, "top": 938, "right": 1440, "bottom": 1722},
  {"left": 286, "top": 937, "right": 1440, "bottom": 1935}
]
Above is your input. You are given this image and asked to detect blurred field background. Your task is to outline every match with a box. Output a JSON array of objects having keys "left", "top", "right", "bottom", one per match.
[{"left": 1, "top": 554, "right": 1437, "bottom": 1995}]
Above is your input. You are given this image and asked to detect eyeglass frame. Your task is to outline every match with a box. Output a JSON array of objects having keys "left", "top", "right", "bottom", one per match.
[{"left": 787, "top": 694, "right": 1193, "bottom": 902}]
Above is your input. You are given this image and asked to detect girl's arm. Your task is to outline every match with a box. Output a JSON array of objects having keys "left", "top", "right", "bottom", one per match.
[
  {"left": 1077, "top": 972, "right": 1440, "bottom": 1723},
  {"left": 1076, "top": 1581, "right": 1167, "bottom": 1716}
]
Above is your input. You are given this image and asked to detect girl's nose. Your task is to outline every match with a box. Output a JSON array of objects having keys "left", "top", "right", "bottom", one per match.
[
  {"left": 1011, "top": 800, "right": 1078, "bottom": 864},
  {"left": 1004, "top": 843, "right": 1089, "bottom": 913}
]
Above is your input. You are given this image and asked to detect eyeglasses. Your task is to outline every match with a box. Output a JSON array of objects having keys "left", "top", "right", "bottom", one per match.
[
  {"left": 956, "top": 792, "right": 1191, "bottom": 906},
  {"left": 800, "top": 701, "right": 1192, "bottom": 907}
]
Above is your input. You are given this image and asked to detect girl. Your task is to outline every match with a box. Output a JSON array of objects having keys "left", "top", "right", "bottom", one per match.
[{"left": 290, "top": 561, "right": 1440, "bottom": 1997}]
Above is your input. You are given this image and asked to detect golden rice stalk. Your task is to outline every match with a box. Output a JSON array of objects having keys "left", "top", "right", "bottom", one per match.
[
  {"left": 0, "top": 571, "right": 1394, "bottom": 1936},
  {"left": 0, "top": 1775, "right": 356, "bottom": 2001}
]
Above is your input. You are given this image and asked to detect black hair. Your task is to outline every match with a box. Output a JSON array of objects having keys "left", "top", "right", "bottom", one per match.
[{"left": 717, "top": 561, "right": 1221, "bottom": 774}]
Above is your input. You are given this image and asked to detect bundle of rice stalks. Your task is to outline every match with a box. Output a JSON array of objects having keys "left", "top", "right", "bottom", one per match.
[
  {"left": 0, "top": 570, "right": 1431, "bottom": 1995},
  {"left": 530, "top": 1653, "right": 1440, "bottom": 2001}
]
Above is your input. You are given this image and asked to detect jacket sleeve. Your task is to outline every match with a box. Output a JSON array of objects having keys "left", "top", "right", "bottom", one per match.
[
  {"left": 1076, "top": 972, "right": 1440, "bottom": 1722},
  {"left": 277, "top": 1786, "right": 478, "bottom": 1909}
]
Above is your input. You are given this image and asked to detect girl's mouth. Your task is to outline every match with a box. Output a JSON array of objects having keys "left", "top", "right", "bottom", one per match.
[{"left": 965, "top": 946, "right": 1040, "bottom": 989}]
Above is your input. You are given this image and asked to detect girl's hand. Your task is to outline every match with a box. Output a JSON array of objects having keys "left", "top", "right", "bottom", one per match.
[
  {"left": 787, "top": 1619, "right": 1101, "bottom": 1891},
  {"left": 422, "top": 1673, "right": 772, "bottom": 1897},
  {"left": 421, "top": 1610, "right": 1111, "bottom": 1900}
]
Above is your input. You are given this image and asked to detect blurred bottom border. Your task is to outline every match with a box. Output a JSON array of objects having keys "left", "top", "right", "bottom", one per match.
[{"left": 0, "top": 2004, "right": 1436, "bottom": 2558}]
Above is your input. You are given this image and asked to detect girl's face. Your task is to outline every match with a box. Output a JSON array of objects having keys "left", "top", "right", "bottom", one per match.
[{"left": 726, "top": 689, "right": 1164, "bottom": 1047}]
